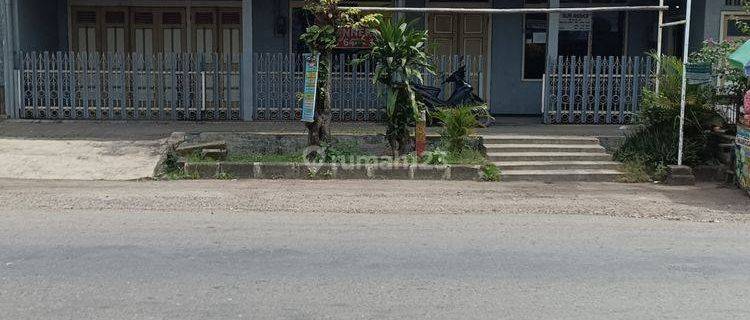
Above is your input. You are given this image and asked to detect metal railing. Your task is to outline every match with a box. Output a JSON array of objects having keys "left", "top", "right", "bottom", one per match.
[
  {"left": 14, "top": 51, "right": 485, "bottom": 122},
  {"left": 253, "top": 53, "right": 486, "bottom": 122},
  {"left": 17, "top": 51, "right": 241, "bottom": 121},
  {"left": 543, "top": 55, "right": 656, "bottom": 124}
]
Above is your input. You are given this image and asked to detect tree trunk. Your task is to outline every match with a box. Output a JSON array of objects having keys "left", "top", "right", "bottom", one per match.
[{"left": 306, "top": 52, "right": 333, "bottom": 146}]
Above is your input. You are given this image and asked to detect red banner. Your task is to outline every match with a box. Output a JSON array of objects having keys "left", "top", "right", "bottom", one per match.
[{"left": 337, "top": 28, "right": 373, "bottom": 49}]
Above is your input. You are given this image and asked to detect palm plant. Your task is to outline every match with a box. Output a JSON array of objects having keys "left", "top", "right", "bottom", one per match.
[{"left": 356, "top": 17, "right": 434, "bottom": 156}]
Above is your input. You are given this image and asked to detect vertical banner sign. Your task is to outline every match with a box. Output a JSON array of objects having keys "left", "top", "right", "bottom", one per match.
[
  {"left": 301, "top": 53, "right": 320, "bottom": 123},
  {"left": 736, "top": 124, "right": 750, "bottom": 193}
]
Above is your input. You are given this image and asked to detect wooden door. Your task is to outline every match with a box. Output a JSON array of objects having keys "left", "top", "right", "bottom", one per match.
[
  {"left": 459, "top": 14, "right": 488, "bottom": 57},
  {"left": 428, "top": 13, "right": 488, "bottom": 57},
  {"left": 428, "top": 13, "right": 459, "bottom": 57}
]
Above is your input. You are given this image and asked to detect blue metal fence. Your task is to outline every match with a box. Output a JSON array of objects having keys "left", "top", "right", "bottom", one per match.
[
  {"left": 543, "top": 56, "right": 655, "bottom": 124},
  {"left": 13, "top": 51, "right": 485, "bottom": 122},
  {"left": 253, "top": 53, "right": 486, "bottom": 121},
  {"left": 17, "top": 51, "right": 241, "bottom": 121}
]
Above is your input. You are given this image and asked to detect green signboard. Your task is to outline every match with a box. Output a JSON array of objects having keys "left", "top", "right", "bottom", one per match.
[
  {"left": 301, "top": 53, "right": 320, "bottom": 123},
  {"left": 685, "top": 63, "right": 712, "bottom": 85}
]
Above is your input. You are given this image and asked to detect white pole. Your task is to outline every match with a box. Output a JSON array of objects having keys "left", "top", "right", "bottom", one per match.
[
  {"left": 678, "top": 0, "right": 693, "bottom": 166},
  {"left": 655, "top": 0, "right": 664, "bottom": 94},
  {"left": 201, "top": 71, "right": 206, "bottom": 111}
]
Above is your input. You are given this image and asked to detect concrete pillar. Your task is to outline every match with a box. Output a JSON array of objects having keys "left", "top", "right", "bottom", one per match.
[
  {"left": 546, "top": 0, "right": 559, "bottom": 63},
  {"left": 3, "top": 0, "right": 17, "bottom": 118},
  {"left": 241, "top": 0, "right": 254, "bottom": 121}
]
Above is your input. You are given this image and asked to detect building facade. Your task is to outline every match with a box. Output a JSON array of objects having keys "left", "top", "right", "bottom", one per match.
[{"left": 0, "top": 0, "right": 747, "bottom": 121}]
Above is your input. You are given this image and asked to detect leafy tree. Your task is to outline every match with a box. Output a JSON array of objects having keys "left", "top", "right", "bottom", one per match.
[
  {"left": 299, "top": 0, "right": 361, "bottom": 147},
  {"left": 690, "top": 40, "right": 750, "bottom": 106},
  {"left": 356, "top": 17, "right": 434, "bottom": 156}
]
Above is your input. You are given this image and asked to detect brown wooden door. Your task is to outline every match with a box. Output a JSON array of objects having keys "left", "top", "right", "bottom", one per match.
[{"left": 428, "top": 13, "right": 488, "bottom": 57}]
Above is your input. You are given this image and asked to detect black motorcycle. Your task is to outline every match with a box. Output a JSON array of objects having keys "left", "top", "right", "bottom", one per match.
[{"left": 413, "top": 66, "right": 494, "bottom": 127}]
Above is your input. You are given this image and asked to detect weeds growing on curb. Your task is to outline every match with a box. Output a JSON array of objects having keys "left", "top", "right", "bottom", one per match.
[
  {"left": 617, "top": 161, "right": 652, "bottom": 183},
  {"left": 159, "top": 153, "right": 199, "bottom": 180},
  {"left": 616, "top": 160, "right": 670, "bottom": 183},
  {"left": 215, "top": 172, "right": 237, "bottom": 180},
  {"left": 481, "top": 164, "right": 501, "bottom": 182}
]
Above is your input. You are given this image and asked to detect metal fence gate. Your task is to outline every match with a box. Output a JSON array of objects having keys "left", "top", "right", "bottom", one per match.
[
  {"left": 543, "top": 56, "right": 655, "bottom": 124},
  {"left": 253, "top": 53, "right": 486, "bottom": 121},
  {"left": 13, "top": 51, "right": 485, "bottom": 122},
  {"left": 16, "top": 51, "right": 241, "bottom": 121}
]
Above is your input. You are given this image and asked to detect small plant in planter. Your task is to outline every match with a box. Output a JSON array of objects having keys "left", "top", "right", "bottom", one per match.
[
  {"left": 432, "top": 105, "right": 479, "bottom": 154},
  {"left": 355, "top": 17, "right": 435, "bottom": 156}
]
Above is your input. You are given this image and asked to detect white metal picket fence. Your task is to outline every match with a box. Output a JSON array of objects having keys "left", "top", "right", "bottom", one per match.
[
  {"left": 543, "top": 56, "right": 656, "bottom": 124},
  {"left": 17, "top": 51, "right": 241, "bottom": 121},
  {"left": 253, "top": 53, "right": 486, "bottom": 121},
  {"left": 12, "top": 51, "right": 485, "bottom": 122}
]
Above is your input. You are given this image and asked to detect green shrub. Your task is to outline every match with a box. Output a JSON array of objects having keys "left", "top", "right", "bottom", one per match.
[
  {"left": 481, "top": 164, "right": 501, "bottom": 182},
  {"left": 422, "top": 148, "right": 448, "bottom": 165},
  {"left": 615, "top": 55, "right": 723, "bottom": 172},
  {"left": 433, "top": 106, "right": 479, "bottom": 153},
  {"left": 616, "top": 161, "right": 653, "bottom": 183},
  {"left": 324, "top": 140, "right": 366, "bottom": 163}
]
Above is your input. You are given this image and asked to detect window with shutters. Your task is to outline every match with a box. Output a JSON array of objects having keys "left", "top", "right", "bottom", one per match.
[
  {"left": 220, "top": 11, "right": 242, "bottom": 56},
  {"left": 73, "top": 9, "right": 98, "bottom": 53},
  {"left": 162, "top": 11, "right": 185, "bottom": 53},
  {"left": 193, "top": 11, "right": 216, "bottom": 53},
  {"left": 70, "top": 6, "right": 240, "bottom": 54},
  {"left": 104, "top": 10, "right": 127, "bottom": 53},
  {"left": 132, "top": 11, "right": 155, "bottom": 55}
]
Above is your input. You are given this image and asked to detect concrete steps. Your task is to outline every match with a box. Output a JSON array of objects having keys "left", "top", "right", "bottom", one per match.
[
  {"left": 488, "top": 152, "right": 613, "bottom": 162},
  {"left": 493, "top": 161, "right": 622, "bottom": 171},
  {"left": 483, "top": 135, "right": 623, "bottom": 182},
  {"left": 484, "top": 144, "right": 607, "bottom": 153},
  {"left": 501, "top": 169, "right": 624, "bottom": 182}
]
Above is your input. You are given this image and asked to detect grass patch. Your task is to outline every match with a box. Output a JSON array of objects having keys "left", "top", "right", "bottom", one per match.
[
  {"left": 215, "top": 171, "right": 237, "bottom": 180},
  {"left": 158, "top": 153, "right": 199, "bottom": 180},
  {"left": 617, "top": 161, "right": 652, "bottom": 183},
  {"left": 227, "top": 153, "right": 303, "bottom": 163},
  {"left": 616, "top": 160, "right": 670, "bottom": 183},
  {"left": 161, "top": 170, "right": 199, "bottom": 180},
  {"left": 445, "top": 149, "right": 488, "bottom": 165}
]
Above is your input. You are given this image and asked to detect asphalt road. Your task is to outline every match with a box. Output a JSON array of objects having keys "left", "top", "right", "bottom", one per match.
[{"left": 1, "top": 179, "right": 749, "bottom": 319}]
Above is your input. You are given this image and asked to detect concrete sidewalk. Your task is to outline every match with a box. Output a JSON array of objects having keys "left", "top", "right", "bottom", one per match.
[
  {"left": 0, "top": 138, "right": 167, "bottom": 180},
  {"left": 0, "top": 118, "right": 627, "bottom": 141}
]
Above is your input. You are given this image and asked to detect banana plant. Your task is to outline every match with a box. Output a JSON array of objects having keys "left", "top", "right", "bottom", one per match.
[{"left": 355, "top": 17, "right": 435, "bottom": 156}]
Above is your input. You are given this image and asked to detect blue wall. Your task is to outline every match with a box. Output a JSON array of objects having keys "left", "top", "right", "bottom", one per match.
[
  {"left": 626, "top": 1, "right": 658, "bottom": 57},
  {"left": 489, "top": 0, "right": 542, "bottom": 115},
  {"left": 253, "top": 0, "right": 289, "bottom": 53}
]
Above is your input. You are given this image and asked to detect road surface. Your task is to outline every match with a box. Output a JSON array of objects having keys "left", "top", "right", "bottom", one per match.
[{"left": 0, "top": 179, "right": 749, "bottom": 319}]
